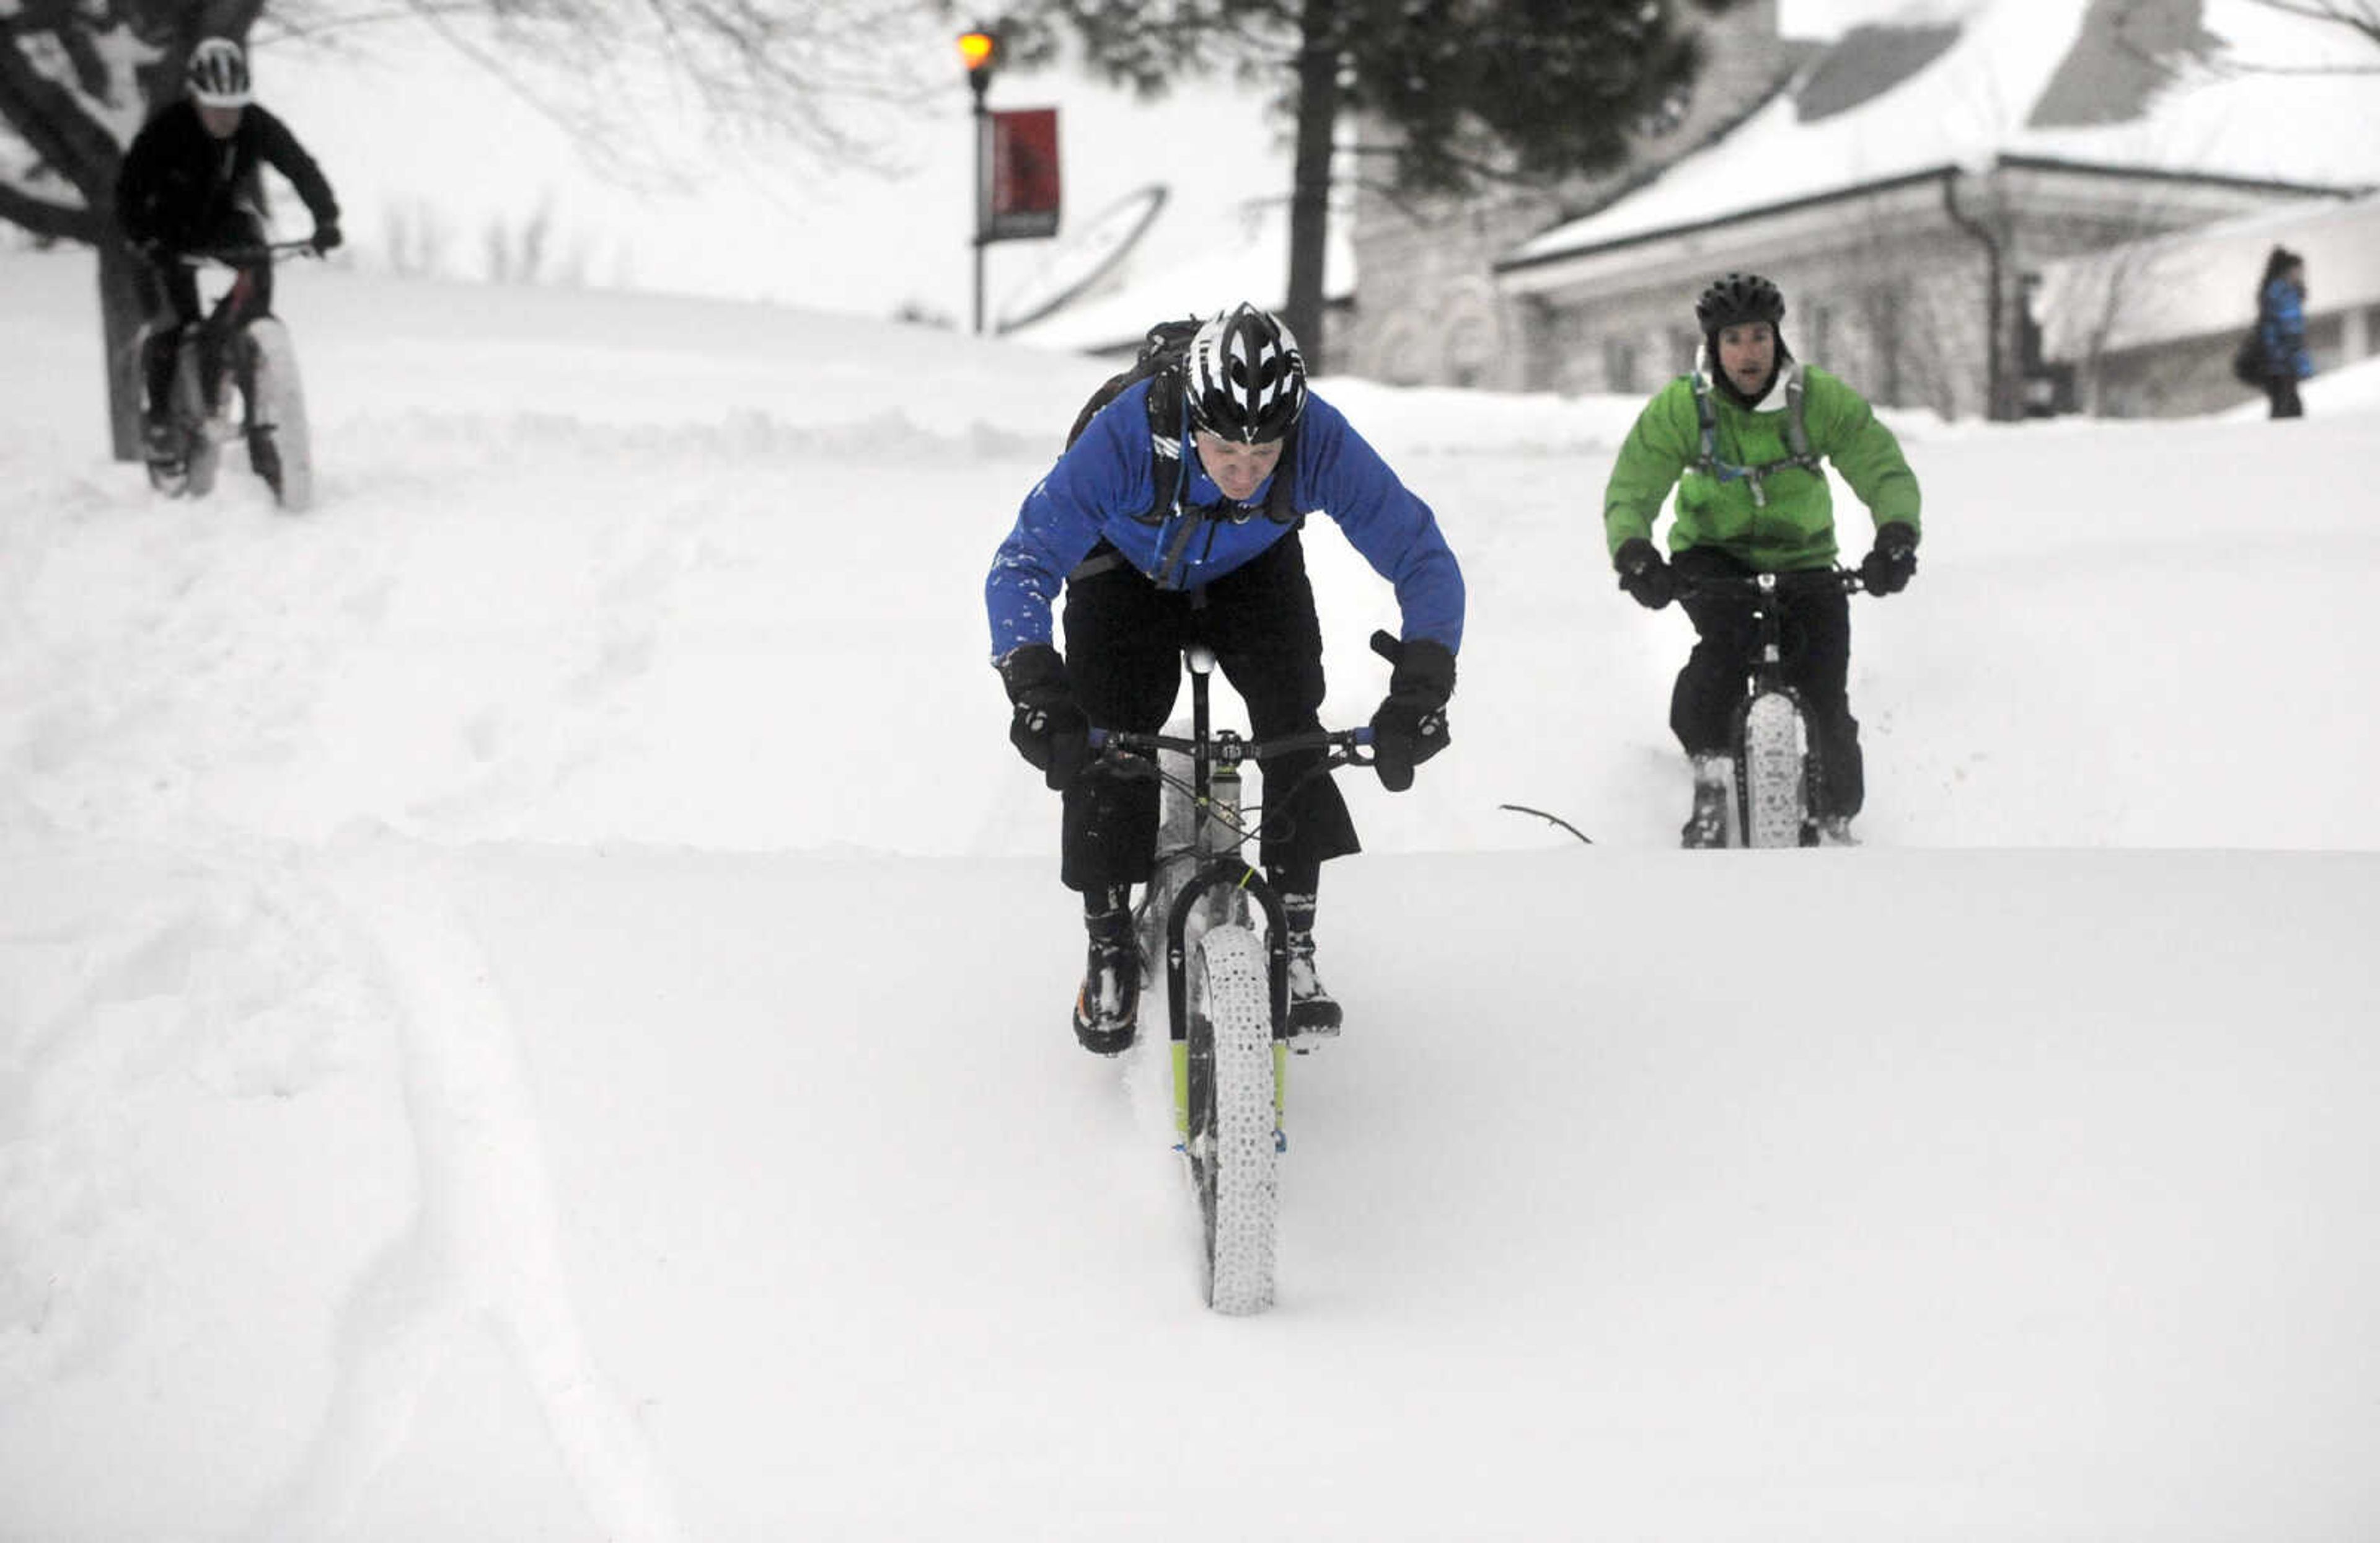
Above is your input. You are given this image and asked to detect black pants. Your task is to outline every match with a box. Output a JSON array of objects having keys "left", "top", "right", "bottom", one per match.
[
  {"left": 2266, "top": 375, "right": 2303, "bottom": 419},
  {"left": 139, "top": 211, "right": 271, "bottom": 421},
  {"left": 1670, "top": 546, "right": 1863, "bottom": 819},
  {"left": 1058, "top": 529, "right": 1359, "bottom": 893}
]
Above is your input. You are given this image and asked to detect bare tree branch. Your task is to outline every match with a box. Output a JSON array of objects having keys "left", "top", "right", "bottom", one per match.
[{"left": 2115, "top": 0, "right": 2380, "bottom": 75}]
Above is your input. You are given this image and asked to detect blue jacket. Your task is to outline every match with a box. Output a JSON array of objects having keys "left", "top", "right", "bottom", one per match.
[
  {"left": 2259, "top": 277, "right": 2313, "bottom": 381},
  {"left": 985, "top": 379, "right": 1465, "bottom": 660}
]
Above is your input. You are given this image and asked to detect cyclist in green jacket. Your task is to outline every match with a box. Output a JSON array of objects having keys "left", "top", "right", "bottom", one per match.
[{"left": 1603, "top": 273, "right": 1921, "bottom": 847}]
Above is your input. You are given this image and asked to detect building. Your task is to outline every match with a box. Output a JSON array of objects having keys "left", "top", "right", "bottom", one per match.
[
  {"left": 1340, "top": 0, "right": 2380, "bottom": 418},
  {"left": 2032, "top": 190, "right": 2380, "bottom": 416}
]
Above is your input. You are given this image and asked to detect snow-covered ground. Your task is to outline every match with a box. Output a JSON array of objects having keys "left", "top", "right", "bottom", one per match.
[{"left": 2, "top": 248, "right": 2376, "bottom": 1541}]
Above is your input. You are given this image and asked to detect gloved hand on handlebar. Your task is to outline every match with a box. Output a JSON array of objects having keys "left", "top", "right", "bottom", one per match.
[
  {"left": 995, "top": 643, "right": 1088, "bottom": 792},
  {"left": 1613, "top": 537, "right": 1675, "bottom": 611},
  {"left": 1369, "top": 635, "right": 1457, "bottom": 793},
  {"left": 309, "top": 221, "right": 343, "bottom": 254},
  {"left": 1859, "top": 521, "right": 1919, "bottom": 596}
]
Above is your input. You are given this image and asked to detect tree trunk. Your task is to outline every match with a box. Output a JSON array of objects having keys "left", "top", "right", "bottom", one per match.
[
  {"left": 99, "top": 242, "right": 151, "bottom": 461},
  {"left": 1283, "top": 0, "right": 1341, "bottom": 374}
]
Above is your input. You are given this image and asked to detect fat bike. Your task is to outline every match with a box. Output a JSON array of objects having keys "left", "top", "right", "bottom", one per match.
[
  {"left": 1086, "top": 643, "right": 1378, "bottom": 1315},
  {"left": 143, "top": 241, "right": 318, "bottom": 512},
  {"left": 1678, "top": 567, "right": 1868, "bottom": 848}
]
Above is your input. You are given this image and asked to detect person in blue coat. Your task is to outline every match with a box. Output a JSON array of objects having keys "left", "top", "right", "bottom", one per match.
[
  {"left": 985, "top": 304, "right": 1466, "bottom": 1054},
  {"left": 2255, "top": 246, "right": 2312, "bottom": 419}
]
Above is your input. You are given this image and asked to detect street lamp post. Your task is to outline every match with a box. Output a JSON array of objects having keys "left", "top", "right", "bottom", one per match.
[{"left": 958, "top": 27, "right": 998, "bottom": 335}]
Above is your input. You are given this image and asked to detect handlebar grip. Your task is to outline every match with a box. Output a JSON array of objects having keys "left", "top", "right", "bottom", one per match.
[{"left": 1369, "top": 629, "right": 1403, "bottom": 665}]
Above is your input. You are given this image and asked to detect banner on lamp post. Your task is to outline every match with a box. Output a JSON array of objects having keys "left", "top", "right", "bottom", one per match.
[{"left": 979, "top": 107, "right": 1060, "bottom": 242}]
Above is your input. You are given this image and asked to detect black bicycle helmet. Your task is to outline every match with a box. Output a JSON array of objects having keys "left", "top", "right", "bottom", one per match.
[
  {"left": 187, "top": 37, "right": 252, "bottom": 107},
  {"left": 1185, "top": 303, "right": 1307, "bottom": 444},
  {"left": 1695, "top": 272, "right": 1786, "bottom": 332}
]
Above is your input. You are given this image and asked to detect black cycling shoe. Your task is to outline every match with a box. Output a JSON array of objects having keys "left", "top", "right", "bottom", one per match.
[
  {"left": 1071, "top": 899, "right": 1139, "bottom": 1055},
  {"left": 1284, "top": 929, "right": 1341, "bottom": 1043}
]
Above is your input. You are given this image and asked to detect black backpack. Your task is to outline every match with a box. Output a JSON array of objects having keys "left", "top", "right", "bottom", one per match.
[
  {"left": 1067, "top": 316, "right": 1201, "bottom": 449},
  {"left": 1063, "top": 316, "right": 1300, "bottom": 526},
  {"left": 2231, "top": 329, "right": 2267, "bottom": 387}
]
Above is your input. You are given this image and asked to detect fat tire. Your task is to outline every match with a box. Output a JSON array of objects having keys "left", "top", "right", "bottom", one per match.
[
  {"left": 1739, "top": 690, "right": 1808, "bottom": 849},
  {"left": 1188, "top": 925, "right": 1278, "bottom": 1315},
  {"left": 245, "top": 318, "right": 314, "bottom": 512},
  {"left": 172, "top": 345, "right": 221, "bottom": 498}
]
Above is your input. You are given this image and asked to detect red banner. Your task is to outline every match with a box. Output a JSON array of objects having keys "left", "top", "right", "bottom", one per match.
[{"left": 981, "top": 107, "right": 1060, "bottom": 243}]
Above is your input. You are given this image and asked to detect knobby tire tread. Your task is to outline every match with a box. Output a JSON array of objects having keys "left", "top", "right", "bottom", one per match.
[
  {"left": 1740, "top": 691, "right": 1807, "bottom": 849},
  {"left": 1191, "top": 926, "right": 1277, "bottom": 1315}
]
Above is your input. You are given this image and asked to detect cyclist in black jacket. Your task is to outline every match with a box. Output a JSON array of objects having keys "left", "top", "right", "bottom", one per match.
[{"left": 114, "top": 37, "right": 341, "bottom": 459}]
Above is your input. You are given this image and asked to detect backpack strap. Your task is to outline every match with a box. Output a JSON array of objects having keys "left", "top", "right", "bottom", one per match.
[
  {"left": 1140, "top": 366, "right": 1188, "bottom": 525},
  {"left": 1692, "top": 360, "right": 1821, "bottom": 508}
]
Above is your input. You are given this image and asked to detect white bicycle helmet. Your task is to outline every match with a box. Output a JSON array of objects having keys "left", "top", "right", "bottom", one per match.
[
  {"left": 1185, "top": 303, "right": 1307, "bottom": 444},
  {"left": 187, "top": 38, "right": 252, "bottom": 108}
]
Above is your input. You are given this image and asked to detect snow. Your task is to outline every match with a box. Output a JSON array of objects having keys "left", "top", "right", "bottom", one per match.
[
  {"left": 3, "top": 244, "right": 2379, "bottom": 1541},
  {"left": 998, "top": 197, "right": 1357, "bottom": 354}
]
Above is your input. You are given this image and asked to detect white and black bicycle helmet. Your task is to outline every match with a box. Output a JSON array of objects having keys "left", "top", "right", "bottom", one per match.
[
  {"left": 1185, "top": 303, "right": 1307, "bottom": 444},
  {"left": 187, "top": 38, "right": 252, "bottom": 108}
]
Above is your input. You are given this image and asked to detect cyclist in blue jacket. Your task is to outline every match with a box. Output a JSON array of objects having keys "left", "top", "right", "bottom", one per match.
[{"left": 987, "top": 304, "right": 1465, "bottom": 1055}]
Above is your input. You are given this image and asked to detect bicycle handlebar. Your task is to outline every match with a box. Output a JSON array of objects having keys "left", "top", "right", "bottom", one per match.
[
  {"left": 175, "top": 240, "right": 321, "bottom": 267},
  {"left": 1088, "top": 724, "right": 1375, "bottom": 766},
  {"left": 1675, "top": 566, "right": 1866, "bottom": 599}
]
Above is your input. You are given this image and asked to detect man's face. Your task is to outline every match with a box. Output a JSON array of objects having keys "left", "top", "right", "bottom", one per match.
[
  {"left": 196, "top": 102, "right": 244, "bottom": 139},
  {"left": 1717, "top": 321, "right": 1776, "bottom": 396},
  {"left": 1193, "top": 430, "right": 1284, "bottom": 504}
]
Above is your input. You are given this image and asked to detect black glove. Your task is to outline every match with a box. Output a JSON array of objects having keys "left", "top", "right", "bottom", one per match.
[
  {"left": 1370, "top": 635, "right": 1456, "bottom": 793},
  {"left": 309, "top": 222, "right": 342, "bottom": 254},
  {"left": 1859, "top": 521, "right": 1919, "bottom": 596},
  {"left": 995, "top": 643, "right": 1088, "bottom": 792},
  {"left": 1613, "top": 537, "right": 1675, "bottom": 611}
]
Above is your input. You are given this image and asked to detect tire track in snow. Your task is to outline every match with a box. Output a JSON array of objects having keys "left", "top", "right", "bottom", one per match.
[{"left": 253, "top": 839, "right": 684, "bottom": 1541}]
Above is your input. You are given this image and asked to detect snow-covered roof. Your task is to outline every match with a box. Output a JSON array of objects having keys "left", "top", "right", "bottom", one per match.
[{"left": 1507, "top": 0, "right": 2380, "bottom": 270}]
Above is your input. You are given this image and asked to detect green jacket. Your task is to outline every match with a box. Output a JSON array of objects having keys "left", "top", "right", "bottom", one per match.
[{"left": 1603, "top": 364, "right": 1921, "bottom": 570}]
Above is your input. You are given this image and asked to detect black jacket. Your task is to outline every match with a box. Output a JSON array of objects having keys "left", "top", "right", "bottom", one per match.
[{"left": 115, "top": 99, "right": 339, "bottom": 249}]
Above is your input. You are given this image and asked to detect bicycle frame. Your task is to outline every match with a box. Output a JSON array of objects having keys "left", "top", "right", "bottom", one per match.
[
  {"left": 1088, "top": 647, "right": 1373, "bottom": 1048},
  {"left": 175, "top": 243, "right": 311, "bottom": 417}
]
